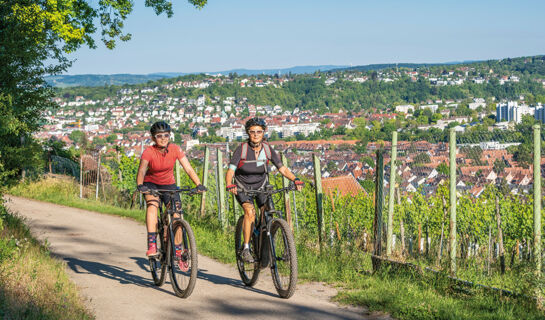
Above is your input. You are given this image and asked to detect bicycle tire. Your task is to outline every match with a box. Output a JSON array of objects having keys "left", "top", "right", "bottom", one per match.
[
  {"left": 234, "top": 215, "right": 260, "bottom": 286},
  {"left": 149, "top": 222, "right": 167, "bottom": 286},
  {"left": 270, "top": 218, "right": 298, "bottom": 298},
  {"left": 168, "top": 219, "right": 198, "bottom": 298}
]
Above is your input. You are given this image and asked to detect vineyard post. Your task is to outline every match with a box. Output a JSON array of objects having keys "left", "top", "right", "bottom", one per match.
[
  {"left": 449, "top": 128, "right": 457, "bottom": 275},
  {"left": 281, "top": 153, "right": 292, "bottom": 228},
  {"left": 95, "top": 151, "right": 101, "bottom": 201},
  {"left": 140, "top": 140, "right": 144, "bottom": 209},
  {"left": 200, "top": 146, "right": 210, "bottom": 217},
  {"left": 217, "top": 148, "right": 227, "bottom": 228},
  {"left": 533, "top": 124, "right": 541, "bottom": 275},
  {"left": 175, "top": 160, "right": 181, "bottom": 187},
  {"left": 313, "top": 153, "right": 324, "bottom": 248},
  {"left": 387, "top": 132, "right": 397, "bottom": 257},
  {"left": 230, "top": 150, "right": 240, "bottom": 223},
  {"left": 374, "top": 150, "right": 384, "bottom": 256},
  {"left": 79, "top": 152, "right": 83, "bottom": 198},
  {"left": 495, "top": 195, "right": 505, "bottom": 274}
]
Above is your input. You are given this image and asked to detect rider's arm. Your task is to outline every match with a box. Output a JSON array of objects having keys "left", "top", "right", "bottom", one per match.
[
  {"left": 225, "top": 168, "right": 235, "bottom": 185},
  {"left": 178, "top": 155, "right": 202, "bottom": 186},
  {"left": 136, "top": 159, "right": 149, "bottom": 185},
  {"left": 278, "top": 166, "right": 297, "bottom": 181}
]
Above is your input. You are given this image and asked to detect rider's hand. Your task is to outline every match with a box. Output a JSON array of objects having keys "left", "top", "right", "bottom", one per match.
[
  {"left": 137, "top": 184, "right": 149, "bottom": 193},
  {"left": 196, "top": 184, "right": 207, "bottom": 193},
  {"left": 226, "top": 184, "right": 237, "bottom": 195},
  {"left": 294, "top": 178, "right": 304, "bottom": 191}
]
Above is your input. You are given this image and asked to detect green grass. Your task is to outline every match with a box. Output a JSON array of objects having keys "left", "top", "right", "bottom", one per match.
[
  {"left": 9, "top": 177, "right": 545, "bottom": 320},
  {"left": 0, "top": 201, "right": 93, "bottom": 319}
]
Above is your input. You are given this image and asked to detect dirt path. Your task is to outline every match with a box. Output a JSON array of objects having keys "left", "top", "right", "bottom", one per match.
[{"left": 5, "top": 196, "right": 390, "bottom": 320}]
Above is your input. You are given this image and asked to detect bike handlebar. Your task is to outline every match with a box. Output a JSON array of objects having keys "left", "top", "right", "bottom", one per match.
[
  {"left": 239, "top": 182, "right": 297, "bottom": 197},
  {"left": 140, "top": 186, "right": 199, "bottom": 197}
]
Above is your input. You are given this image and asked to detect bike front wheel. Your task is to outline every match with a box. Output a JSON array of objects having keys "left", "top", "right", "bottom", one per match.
[
  {"left": 235, "top": 215, "right": 260, "bottom": 286},
  {"left": 270, "top": 218, "right": 298, "bottom": 299},
  {"left": 168, "top": 219, "right": 198, "bottom": 298}
]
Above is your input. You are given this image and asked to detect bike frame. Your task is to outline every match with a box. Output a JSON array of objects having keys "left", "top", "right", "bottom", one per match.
[
  {"left": 243, "top": 184, "right": 295, "bottom": 270},
  {"left": 149, "top": 187, "right": 195, "bottom": 261}
]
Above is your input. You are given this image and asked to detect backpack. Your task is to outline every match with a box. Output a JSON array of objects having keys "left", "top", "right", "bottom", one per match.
[{"left": 237, "top": 142, "right": 272, "bottom": 172}]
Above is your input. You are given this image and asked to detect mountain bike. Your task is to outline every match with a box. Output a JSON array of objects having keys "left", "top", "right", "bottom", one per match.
[
  {"left": 234, "top": 183, "right": 298, "bottom": 299},
  {"left": 141, "top": 187, "right": 198, "bottom": 298}
]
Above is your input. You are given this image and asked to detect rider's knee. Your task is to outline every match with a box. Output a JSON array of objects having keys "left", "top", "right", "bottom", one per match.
[{"left": 242, "top": 203, "right": 255, "bottom": 219}]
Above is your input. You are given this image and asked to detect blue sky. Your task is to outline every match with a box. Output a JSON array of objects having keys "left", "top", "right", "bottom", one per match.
[{"left": 65, "top": 0, "right": 545, "bottom": 75}]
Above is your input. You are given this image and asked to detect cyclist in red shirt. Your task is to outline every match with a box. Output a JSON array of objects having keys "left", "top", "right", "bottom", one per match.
[{"left": 136, "top": 121, "right": 206, "bottom": 257}]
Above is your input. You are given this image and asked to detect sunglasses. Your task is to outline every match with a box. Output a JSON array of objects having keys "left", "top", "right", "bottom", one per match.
[
  {"left": 155, "top": 133, "right": 170, "bottom": 139},
  {"left": 248, "top": 130, "right": 264, "bottom": 135}
]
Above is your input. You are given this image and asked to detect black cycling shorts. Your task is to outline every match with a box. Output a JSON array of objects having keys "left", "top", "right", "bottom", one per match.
[
  {"left": 235, "top": 190, "right": 268, "bottom": 209},
  {"left": 143, "top": 182, "right": 181, "bottom": 207}
]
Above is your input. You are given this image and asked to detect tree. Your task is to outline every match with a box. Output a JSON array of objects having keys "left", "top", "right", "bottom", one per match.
[{"left": 0, "top": 0, "right": 207, "bottom": 187}]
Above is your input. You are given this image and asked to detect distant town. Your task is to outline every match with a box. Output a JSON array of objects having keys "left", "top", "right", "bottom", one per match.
[{"left": 40, "top": 57, "right": 545, "bottom": 197}]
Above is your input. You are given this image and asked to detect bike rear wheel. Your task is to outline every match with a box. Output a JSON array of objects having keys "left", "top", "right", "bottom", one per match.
[
  {"left": 168, "top": 219, "right": 198, "bottom": 298},
  {"left": 235, "top": 215, "right": 260, "bottom": 286},
  {"left": 270, "top": 218, "right": 298, "bottom": 298},
  {"left": 149, "top": 222, "right": 167, "bottom": 286}
]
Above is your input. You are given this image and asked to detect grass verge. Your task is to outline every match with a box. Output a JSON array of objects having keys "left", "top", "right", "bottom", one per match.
[
  {"left": 0, "top": 201, "right": 93, "bottom": 319},
  {"left": 9, "top": 176, "right": 545, "bottom": 320}
]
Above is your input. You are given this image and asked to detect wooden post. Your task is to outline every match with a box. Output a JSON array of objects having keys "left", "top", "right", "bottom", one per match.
[
  {"left": 313, "top": 153, "right": 324, "bottom": 247},
  {"left": 140, "top": 140, "right": 144, "bottom": 209},
  {"left": 496, "top": 195, "right": 505, "bottom": 274},
  {"left": 533, "top": 124, "right": 541, "bottom": 275},
  {"left": 374, "top": 150, "right": 384, "bottom": 257},
  {"left": 398, "top": 188, "right": 405, "bottom": 255},
  {"left": 217, "top": 148, "right": 226, "bottom": 228},
  {"left": 79, "top": 152, "right": 83, "bottom": 198},
  {"left": 95, "top": 151, "right": 101, "bottom": 200},
  {"left": 176, "top": 160, "right": 181, "bottom": 187},
  {"left": 487, "top": 226, "right": 492, "bottom": 276},
  {"left": 438, "top": 195, "right": 448, "bottom": 265},
  {"left": 449, "top": 128, "right": 457, "bottom": 275},
  {"left": 386, "top": 132, "right": 397, "bottom": 257},
  {"left": 281, "top": 153, "right": 292, "bottom": 228},
  {"left": 200, "top": 146, "right": 210, "bottom": 217}
]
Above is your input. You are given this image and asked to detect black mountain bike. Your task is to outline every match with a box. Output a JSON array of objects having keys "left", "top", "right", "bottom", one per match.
[
  {"left": 141, "top": 187, "right": 198, "bottom": 298},
  {"left": 234, "top": 183, "right": 298, "bottom": 299}
]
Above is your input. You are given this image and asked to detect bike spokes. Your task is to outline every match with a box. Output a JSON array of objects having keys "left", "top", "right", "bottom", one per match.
[
  {"left": 235, "top": 216, "right": 260, "bottom": 286},
  {"left": 270, "top": 219, "right": 297, "bottom": 299},
  {"left": 169, "top": 220, "right": 198, "bottom": 298}
]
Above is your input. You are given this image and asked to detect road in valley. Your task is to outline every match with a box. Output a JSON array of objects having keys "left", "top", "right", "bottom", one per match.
[{"left": 6, "top": 196, "right": 392, "bottom": 320}]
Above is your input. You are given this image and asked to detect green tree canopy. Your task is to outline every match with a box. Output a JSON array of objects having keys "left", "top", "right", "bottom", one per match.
[{"left": 0, "top": 0, "right": 207, "bottom": 187}]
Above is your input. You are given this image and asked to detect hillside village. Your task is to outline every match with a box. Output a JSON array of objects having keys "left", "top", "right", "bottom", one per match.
[{"left": 39, "top": 61, "right": 545, "bottom": 197}]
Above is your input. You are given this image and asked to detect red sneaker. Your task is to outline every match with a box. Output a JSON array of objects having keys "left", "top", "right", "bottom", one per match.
[
  {"left": 176, "top": 249, "right": 189, "bottom": 272},
  {"left": 146, "top": 243, "right": 158, "bottom": 257}
]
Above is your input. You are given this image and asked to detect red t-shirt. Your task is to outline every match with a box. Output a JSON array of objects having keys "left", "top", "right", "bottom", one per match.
[{"left": 142, "top": 144, "right": 185, "bottom": 185}]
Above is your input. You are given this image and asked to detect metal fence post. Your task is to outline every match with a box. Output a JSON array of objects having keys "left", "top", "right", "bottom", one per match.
[
  {"left": 313, "top": 153, "right": 324, "bottom": 247},
  {"left": 200, "top": 146, "right": 210, "bottom": 217},
  {"left": 281, "top": 153, "right": 292, "bottom": 228},
  {"left": 449, "top": 128, "right": 457, "bottom": 275},
  {"left": 387, "top": 132, "right": 397, "bottom": 257},
  {"left": 374, "top": 150, "right": 384, "bottom": 257},
  {"left": 533, "top": 124, "right": 542, "bottom": 275}
]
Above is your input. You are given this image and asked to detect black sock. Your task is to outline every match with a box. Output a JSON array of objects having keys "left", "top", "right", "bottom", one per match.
[{"left": 148, "top": 232, "right": 157, "bottom": 244}]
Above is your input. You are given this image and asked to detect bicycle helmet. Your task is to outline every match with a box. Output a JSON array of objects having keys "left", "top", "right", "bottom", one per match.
[
  {"left": 244, "top": 117, "right": 267, "bottom": 133},
  {"left": 150, "top": 121, "right": 171, "bottom": 136}
]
